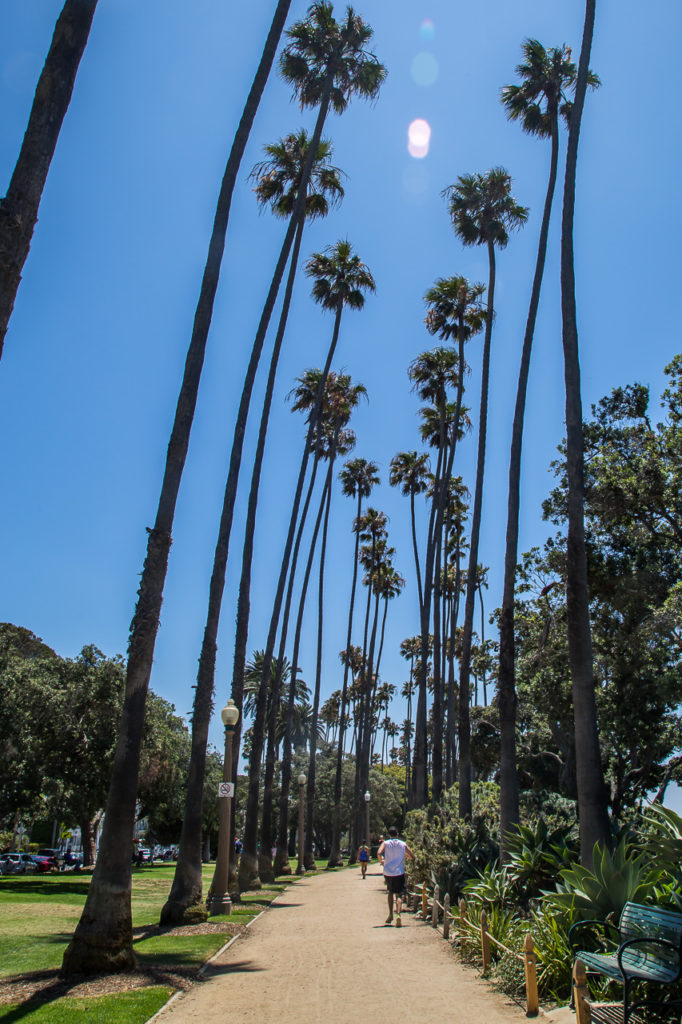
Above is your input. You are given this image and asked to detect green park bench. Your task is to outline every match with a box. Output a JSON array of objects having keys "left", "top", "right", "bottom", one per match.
[{"left": 569, "top": 901, "right": 682, "bottom": 1023}]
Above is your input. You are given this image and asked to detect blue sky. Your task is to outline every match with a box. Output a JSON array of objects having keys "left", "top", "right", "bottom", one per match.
[{"left": 1, "top": 1, "right": 681, "bottom": 796}]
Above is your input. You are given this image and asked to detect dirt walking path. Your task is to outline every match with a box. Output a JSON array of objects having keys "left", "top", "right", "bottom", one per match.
[{"left": 153, "top": 865, "right": 541, "bottom": 1024}]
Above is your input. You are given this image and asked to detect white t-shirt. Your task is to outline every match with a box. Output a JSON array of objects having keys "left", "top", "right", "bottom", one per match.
[{"left": 382, "top": 837, "right": 407, "bottom": 876}]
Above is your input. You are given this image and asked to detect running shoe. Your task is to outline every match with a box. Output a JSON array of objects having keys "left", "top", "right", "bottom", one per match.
[
  {"left": 396, "top": 914, "right": 402, "bottom": 928},
  {"left": 385, "top": 913, "right": 393, "bottom": 925}
]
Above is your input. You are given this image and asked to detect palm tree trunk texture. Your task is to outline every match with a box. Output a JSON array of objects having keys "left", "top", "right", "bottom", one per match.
[
  {"left": 305, "top": 461, "right": 335, "bottom": 867},
  {"left": 498, "top": 116, "right": 560, "bottom": 854},
  {"left": 560, "top": 0, "right": 611, "bottom": 865},
  {"left": 161, "top": 214, "right": 305, "bottom": 923},
  {"left": 458, "top": 239, "right": 496, "bottom": 820},
  {"left": 61, "top": 2, "right": 292, "bottom": 974},
  {"left": 0, "top": 0, "right": 98, "bottom": 358},
  {"left": 328, "top": 491, "right": 363, "bottom": 866}
]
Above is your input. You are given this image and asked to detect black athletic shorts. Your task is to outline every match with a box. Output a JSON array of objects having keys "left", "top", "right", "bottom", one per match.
[{"left": 385, "top": 874, "right": 406, "bottom": 895}]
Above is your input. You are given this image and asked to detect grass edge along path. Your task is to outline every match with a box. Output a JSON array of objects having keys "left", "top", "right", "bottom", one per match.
[{"left": 0, "top": 860, "right": 340, "bottom": 1023}]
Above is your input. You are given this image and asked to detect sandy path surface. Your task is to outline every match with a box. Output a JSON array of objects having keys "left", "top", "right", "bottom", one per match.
[{"left": 154, "top": 866, "right": 536, "bottom": 1024}]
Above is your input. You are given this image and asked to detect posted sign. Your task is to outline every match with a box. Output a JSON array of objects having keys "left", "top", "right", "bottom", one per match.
[{"left": 218, "top": 782, "right": 235, "bottom": 798}]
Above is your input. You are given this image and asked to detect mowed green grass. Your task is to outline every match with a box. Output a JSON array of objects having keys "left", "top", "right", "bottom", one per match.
[
  {"left": 0, "top": 863, "right": 286, "bottom": 980},
  {"left": 0, "top": 987, "right": 173, "bottom": 1023}
]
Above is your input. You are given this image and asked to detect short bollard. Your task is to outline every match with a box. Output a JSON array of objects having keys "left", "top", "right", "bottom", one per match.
[
  {"left": 524, "top": 933, "right": 539, "bottom": 1017},
  {"left": 459, "top": 898, "right": 467, "bottom": 953},
  {"left": 422, "top": 881, "right": 428, "bottom": 920},
  {"left": 443, "top": 894, "right": 450, "bottom": 940},
  {"left": 480, "top": 908, "right": 491, "bottom": 974},
  {"left": 432, "top": 885, "right": 440, "bottom": 927},
  {"left": 573, "top": 958, "right": 592, "bottom": 1024}
]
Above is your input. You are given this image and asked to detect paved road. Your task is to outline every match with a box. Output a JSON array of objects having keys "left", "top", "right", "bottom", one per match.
[{"left": 154, "top": 865, "right": 537, "bottom": 1024}]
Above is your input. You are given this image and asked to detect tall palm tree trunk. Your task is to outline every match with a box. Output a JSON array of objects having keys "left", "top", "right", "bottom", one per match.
[
  {"left": 243, "top": 306, "right": 343, "bottom": 889},
  {"left": 61, "top": 3, "right": 292, "bottom": 973},
  {"left": 305, "top": 460, "right": 336, "bottom": 867},
  {"left": 328, "top": 493, "right": 363, "bottom": 866},
  {"left": 0, "top": 0, "right": 99, "bottom": 358},
  {"left": 431, "top": 511, "right": 444, "bottom": 801},
  {"left": 498, "top": 117, "right": 559, "bottom": 852},
  {"left": 560, "top": 0, "right": 610, "bottom": 865},
  {"left": 267, "top": 458, "right": 323, "bottom": 876},
  {"left": 161, "top": 214, "right": 305, "bottom": 923},
  {"left": 412, "top": 440, "right": 445, "bottom": 807},
  {"left": 270, "top": 448, "right": 331, "bottom": 881},
  {"left": 458, "top": 240, "right": 496, "bottom": 820}
]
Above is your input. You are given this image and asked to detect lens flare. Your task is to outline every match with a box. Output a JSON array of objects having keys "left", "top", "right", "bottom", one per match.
[
  {"left": 408, "top": 118, "right": 431, "bottom": 159},
  {"left": 419, "top": 18, "right": 435, "bottom": 42},
  {"left": 411, "top": 52, "right": 438, "bottom": 87}
]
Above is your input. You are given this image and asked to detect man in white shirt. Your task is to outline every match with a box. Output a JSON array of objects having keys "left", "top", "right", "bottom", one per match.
[{"left": 377, "top": 826, "right": 415, "bottom": 927}]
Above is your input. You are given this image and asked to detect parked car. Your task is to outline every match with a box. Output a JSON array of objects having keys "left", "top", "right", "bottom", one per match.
[
  {"left": 18, "top": 854, "right": 38, "bottom": 873},
  {"left": 36, "top": 848, "right": 61, "bottom": 870},
  {"left": 32, "top": 853, "right": 57, "bottom": 872},
  {"left": 0, "top": 853, "right": 24, "bottom": 875}
]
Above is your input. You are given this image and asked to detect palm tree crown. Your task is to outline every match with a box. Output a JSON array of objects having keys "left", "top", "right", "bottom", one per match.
[
  {"left": 280, "top": 2, "right": 386, "bottom": 115},
  {"left": 389, "top": 451, "right": 430, "bottom": 497},
  {"left": 250, "top": 130, "right": 345, "bottom": 220},
  {"left": 424, "top": 275, "right": 487, "bottom": 343},
  {"left": 340, "top": 457, "right": 380, "bottom": 500},
  {"left": 306, "top": 239, "right": 375, "bottom": 312},
  {"left": 500, "top": 39, "right": 599, "bottom": 137},
  {"left": 443, "top": 168, "right": 529, "bottom": 249}
]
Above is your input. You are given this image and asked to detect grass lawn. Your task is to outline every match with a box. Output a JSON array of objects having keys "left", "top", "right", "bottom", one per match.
[
  {"left": 0, "top": 987, "right": 173, "bottom": 1023},
  {"left": 0, "top": 856, "right": 337, "bottom": 1022}
]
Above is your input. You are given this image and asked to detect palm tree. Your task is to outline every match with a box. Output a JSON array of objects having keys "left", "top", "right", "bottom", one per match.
[
  {"left": 407, "top": 347, "right": 461, "bottom": 807},
  {"left": 389, "top": 451, "right": 430, "bottom": 613},
  {"left": 62, "top": 1, "right": 295, "bottom": 974},
  {"left": 560, "top": 0, "right": 611, "bottom": 864},
  {"left": 328, "top": 457, "right": 379, "bottom": 866},
  {"left": 304, "top": 377, "right": 366, "bottom": 869},
  {"left": 162, "top": 131, "right": 343, "bottom": 925},
  {"left": 242, "top": 240, "right": 376, "bottom": 888},
  {"left": 443, "top": 168, "right": 528, "bottom": 819},
  {"left": 496, "top": 39, "right": 598, "bottom": 854},
  {"left": 0, "top": 0, "right": 99, "bottom": 358}
]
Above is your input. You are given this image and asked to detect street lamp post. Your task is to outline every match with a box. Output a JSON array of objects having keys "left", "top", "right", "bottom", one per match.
[
  {"left": 207, "top": 699, "right": 240, "bottom": 916},
  {"left": 364, "top": 790, "right": 370, "bottom": 855},
  {"left": 296, "top": 773, "right": 306, "bottom": 875}
]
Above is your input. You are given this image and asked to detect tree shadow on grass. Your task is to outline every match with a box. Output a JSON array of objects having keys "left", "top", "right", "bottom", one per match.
[{"left": 0, "top": 879, "right": 89, "bottom": 898}]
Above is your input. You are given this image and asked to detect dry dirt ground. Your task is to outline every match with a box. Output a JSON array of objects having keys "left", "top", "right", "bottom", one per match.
[{"left": 154, "top": 866, "right": 555, "bottom": 1024}]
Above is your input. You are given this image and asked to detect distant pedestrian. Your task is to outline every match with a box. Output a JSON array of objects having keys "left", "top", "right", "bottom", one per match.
[
  {"left": 377, "top": 826, "right": 414, "bottom": 927},
  {"left": 357, "top": 840, "right": 370, "bottom": 878}
]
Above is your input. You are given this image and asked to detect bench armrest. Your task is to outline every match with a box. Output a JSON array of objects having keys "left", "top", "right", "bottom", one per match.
[
  {"left": 616, "top": 936, "right": 681, "bottom": 977},
  {"left": 569, "top": 917, "right": 620, "bottom": 953}
]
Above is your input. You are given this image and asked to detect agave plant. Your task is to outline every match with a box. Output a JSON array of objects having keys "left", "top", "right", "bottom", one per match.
[
  {"left": 505, "top": 818, "right": 579, "bottom": 906},
  {"left": 545, "top": 837, "right": 661, "bottom": 922},
  {"left": 463, "top": 863, "right": 517, "bottom": 909}
]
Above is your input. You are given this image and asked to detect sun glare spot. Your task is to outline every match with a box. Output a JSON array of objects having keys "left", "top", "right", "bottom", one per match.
[
  {"left": 408, "top": 118, "right": 431, "bottom": 159},
  {"left": 411, "top": 52, "right": 439, "bottom": 87},
  {"left": 419, "top": 18, "right": 435, "bottom": 42}
]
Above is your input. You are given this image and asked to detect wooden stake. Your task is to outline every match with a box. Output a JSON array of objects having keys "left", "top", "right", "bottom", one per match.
[
  {"left": 524, "top": 933, "right": 539, "bottom": 1017},
  {"left": 443, "top": 894, "right": 450, "bottom": 940},
  {"left": 573, "top": 958, "right": 592, "bottom": 1024},
  {"left": 480, "top": 908, "right": 491, "bottom": 974},
  {"left": 432, "top": 885, "right": 440, "bottom": 927},
  {"left": 422, "top": 881, "right": 428, "bottom": 920}
]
